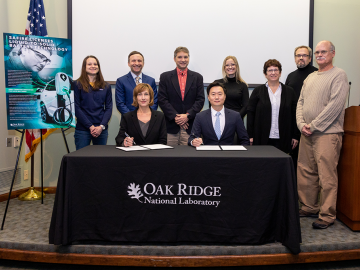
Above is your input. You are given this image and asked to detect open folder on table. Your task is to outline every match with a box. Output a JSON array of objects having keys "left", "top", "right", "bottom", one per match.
[
  {"left": 196, "top": 145, "right": 247, "bottom": 151},
  {"left": 116, "top": 144, "right": 173, "bottom": 151}
]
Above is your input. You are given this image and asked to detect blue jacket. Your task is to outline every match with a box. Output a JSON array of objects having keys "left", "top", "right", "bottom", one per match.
[
  {"left": 188, "top": 107, "right": 249, "bottom": 146},
  {"left": 115, "top": 72, "right": 158, "bottom": 114},
  {"left": 74, "top": 81, "right": 113, "bottom": 131}
]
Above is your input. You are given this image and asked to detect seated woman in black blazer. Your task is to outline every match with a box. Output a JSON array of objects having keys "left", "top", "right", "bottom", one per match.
[
  {"left": 247, "top": 59, "right": 300, "bottom": 153},
  {"left": 115, "top": 83, "right": 167, "bottom": 146}
]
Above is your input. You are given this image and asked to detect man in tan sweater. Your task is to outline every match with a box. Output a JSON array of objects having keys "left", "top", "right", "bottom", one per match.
[{"left": 296, "top": 40, "right": 349, "bottom": 229}]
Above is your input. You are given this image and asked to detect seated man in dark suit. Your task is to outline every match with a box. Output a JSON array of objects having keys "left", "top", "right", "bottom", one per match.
[
  {"left": 189, "top": 82, "right": 249, "bottom": 147},
  {"left": 115, "top": 51, "right": 158, "bottom": 114}
]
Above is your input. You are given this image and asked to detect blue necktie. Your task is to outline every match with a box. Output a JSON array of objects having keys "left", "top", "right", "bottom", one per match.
[{"left": 215, "top": 112, "right": 221, "bottom": 140}]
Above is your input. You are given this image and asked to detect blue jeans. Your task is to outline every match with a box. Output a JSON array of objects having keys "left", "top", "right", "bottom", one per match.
[{"left": 74, "top": 129, "right": 108, "bottom": 150}]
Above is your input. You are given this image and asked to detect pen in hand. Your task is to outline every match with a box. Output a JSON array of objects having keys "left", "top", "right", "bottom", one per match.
[
  {"left": 125, "top": 132, "right": 136, "bottom": 145},
  {"left": 192, "top": 133, "right": 203, "bottom": 145}
]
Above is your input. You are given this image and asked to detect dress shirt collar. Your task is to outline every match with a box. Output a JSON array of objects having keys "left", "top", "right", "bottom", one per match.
[
  {"left": 265, "top": 82, "right": 282, "bottom": 94},
  {"left": 131, "top": 72, "right": 142, "bottom": 81},
  {"left": 177, "top": 67, "right": 188, "bottom": 76},
  {"left": 211, "top": 106, "right": 225, "bottom": 117}
]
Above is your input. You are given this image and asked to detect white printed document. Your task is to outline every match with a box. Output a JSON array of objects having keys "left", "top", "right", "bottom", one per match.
[
  {"left": 116, "top": 146, "right": 150, "bottom": 151},
  {"left": 196, "top": 145, "right": 222, "bottom": 151},
  {"left": 141, "top": 144, "right": 173, "bottom": 150},
  {"left": 220, "top": 145, "right": 247, "bottom": 151}
]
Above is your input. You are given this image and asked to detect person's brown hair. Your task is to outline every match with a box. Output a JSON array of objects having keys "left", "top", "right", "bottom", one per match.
[
  {"left": 132, "top": 83, "right": 154, "bottom": 107},
  {"left": 263, "top": 59, "right": 282, "bottom": 74},
  {"left": 128, "top": 51, "right": 144, "bottom": 62},
  {"left": 174, "top": 46, "right": 189, "bottom": 58},
  {"left": 77, "top": 55, "right": 107, "bottom": 92}
]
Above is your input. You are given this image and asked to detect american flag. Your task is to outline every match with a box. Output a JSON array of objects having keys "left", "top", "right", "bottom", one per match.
[
  {"left": 24, "top": 0, "right": 55, "bottom": 162},
  {"left": 25, "top": 0, "right": 48, "bottom": 36}
]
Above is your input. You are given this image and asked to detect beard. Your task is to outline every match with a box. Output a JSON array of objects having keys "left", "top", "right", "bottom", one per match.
[{"left": 296, "top": 62, "right": 307, "bottom": 68}]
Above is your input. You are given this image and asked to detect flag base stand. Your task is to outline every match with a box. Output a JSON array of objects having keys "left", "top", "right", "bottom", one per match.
[{"left": 18, "top": 187, "right": 45, "bottom": 201}]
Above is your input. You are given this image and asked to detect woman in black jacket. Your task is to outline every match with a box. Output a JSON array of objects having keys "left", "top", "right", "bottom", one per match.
[
  {"left": 247, "top": 59, "right": 299, "bottom": 153},
  {"left": 115, "top": 83, "right": 167, "bottom": 146}
]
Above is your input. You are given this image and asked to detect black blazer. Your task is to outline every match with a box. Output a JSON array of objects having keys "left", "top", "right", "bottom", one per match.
[
  {"left": 247, "top": 83, "right": 300, "bottom": 153},
  {"left": 188, "top": 108, "right": 249, "bottom": 146},
  {"left": 115, "top": 108, "right": 167, "bottom": 146},
  {"left": 158, "top": 68, "right": 205, "bottom": 134}
]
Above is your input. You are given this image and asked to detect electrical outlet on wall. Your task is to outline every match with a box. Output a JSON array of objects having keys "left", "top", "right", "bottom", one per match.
[
  {"left": 24, "top": 170, "right": 29, "bottom": 180},
  {"left": 13, "top": 136, "right": 20, "bottom": 148},
  {"left": 6, "top": 138, "right": 12, "bottom": 147}
]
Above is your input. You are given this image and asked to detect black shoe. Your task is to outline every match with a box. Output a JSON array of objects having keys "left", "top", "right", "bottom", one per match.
[
  {"left": 299, "top": 209, "right": 318, "bottom": 218},
  {"left": 312, "top": 218, "right": 334, "bottom": 229}
]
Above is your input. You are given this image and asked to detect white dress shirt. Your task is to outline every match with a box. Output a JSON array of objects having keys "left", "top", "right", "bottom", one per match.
[
  {"left": 211, "top": 106, "right": 226, "bottom": 137},
  {"left": 266, "top": 82, "right": 282, "bottom": 139},
  {"left": 131, "top": 72, "right": 142, "bottom": 84}
]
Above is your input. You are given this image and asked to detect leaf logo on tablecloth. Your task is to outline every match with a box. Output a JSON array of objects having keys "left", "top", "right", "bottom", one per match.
[{"left": 127, "top": 183, "right": 143, "bottom": 203}]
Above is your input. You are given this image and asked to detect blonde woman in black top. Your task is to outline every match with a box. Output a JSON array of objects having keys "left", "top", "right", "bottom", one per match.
[{"left": 215, "top": 56, "right": 249, "bottom": 118}]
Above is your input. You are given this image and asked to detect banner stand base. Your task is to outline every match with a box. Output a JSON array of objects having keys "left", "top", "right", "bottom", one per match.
[{"left": 18, "top": 187, "right": 45, "bottom": 201}]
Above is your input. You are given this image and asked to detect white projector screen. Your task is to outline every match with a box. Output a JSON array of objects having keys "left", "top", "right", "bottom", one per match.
[{"left": 71, "top": 0, "right": 311, "bottom": 85}]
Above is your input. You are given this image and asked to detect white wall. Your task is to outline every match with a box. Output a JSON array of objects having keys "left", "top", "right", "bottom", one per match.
[{"left": 0, "top": 0, "right": 359, "bottom": 190}]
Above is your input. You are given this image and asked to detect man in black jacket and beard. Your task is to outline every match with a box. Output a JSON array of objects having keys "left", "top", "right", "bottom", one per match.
[{"left": 285, "top": 45, "right": 318, "bottom": 177}]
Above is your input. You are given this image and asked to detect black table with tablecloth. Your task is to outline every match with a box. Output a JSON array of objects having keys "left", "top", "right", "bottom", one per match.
[{"left": 49, "top": 145, "right": 301, "bottom": 254}]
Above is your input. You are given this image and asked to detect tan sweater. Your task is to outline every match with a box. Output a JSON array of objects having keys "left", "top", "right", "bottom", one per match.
[{"left": 296, "top": 66, "right": 348, "bottom": 134}]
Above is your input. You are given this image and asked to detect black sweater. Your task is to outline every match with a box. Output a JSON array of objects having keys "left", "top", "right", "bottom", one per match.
[
  {"left": 214, "top": 77, "right": 249, "bottom": 118},
  {"left": 285, "top": 64, "right": 318, "bottom": 99}
]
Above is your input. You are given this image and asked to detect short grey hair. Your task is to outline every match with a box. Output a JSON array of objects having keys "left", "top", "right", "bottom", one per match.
[{"left": 294, "top": 45, "right": 312, "bottom": 56}]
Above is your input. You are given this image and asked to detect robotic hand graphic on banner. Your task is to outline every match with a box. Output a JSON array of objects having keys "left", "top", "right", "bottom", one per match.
[{"left": 37, "top": 73, "right": 75, "bottom": 126}]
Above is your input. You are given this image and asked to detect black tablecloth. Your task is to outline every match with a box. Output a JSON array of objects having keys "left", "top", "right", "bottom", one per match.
[{"left": 49, "top": 145, "right": 301, "bottom": 254}]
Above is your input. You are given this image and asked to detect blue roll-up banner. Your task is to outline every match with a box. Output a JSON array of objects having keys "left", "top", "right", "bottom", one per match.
[{"left": 3, "top": 33, "right": 74, "bottom": 130}]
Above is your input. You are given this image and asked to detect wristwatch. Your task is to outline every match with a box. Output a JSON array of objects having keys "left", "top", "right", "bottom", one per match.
[{"left": 100, "top": 125, "right": 105, "bottom": 130}]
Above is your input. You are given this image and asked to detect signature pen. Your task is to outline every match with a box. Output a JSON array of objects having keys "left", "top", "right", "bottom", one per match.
[
  {"left": 125, "top": 132, "right": 136, "bottom": 145},
  {"left": 191, "top": 133, "right": 204, "bottom": 145}
]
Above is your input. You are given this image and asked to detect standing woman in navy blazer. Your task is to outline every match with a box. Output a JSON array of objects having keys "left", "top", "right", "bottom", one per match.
[
  {"left": 247, "top": 59, "right": 299, "bottom": 153},
  {"left": 115, "top": 83, "right": 167, "bottom": 146},
  {"left": 74, "top": 55, "right": 112, "bottom": 150}
]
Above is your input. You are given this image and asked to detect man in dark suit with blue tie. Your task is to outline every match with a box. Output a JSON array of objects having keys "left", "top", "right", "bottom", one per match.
[
  {"left": 115, "top": 51, "right": 158, "bottom": 114},
  {"left": 189, "top": 82, "right": 249, "bottom": 147},
  {"left": 158, "top": 47, "right": 205, "bottom": 145}
]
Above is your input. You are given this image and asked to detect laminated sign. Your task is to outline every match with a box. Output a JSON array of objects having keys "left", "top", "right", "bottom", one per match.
[{"left": 3, "top": 33, "right": 74, "bottom": 130}]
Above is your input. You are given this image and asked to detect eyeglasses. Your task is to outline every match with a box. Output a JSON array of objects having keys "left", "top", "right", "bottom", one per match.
[
  {"left": 28, "top": 47, "right": 51, "bottom": 65},
  {"left": 295, "top": 54, "right": 309, "bottom": 58},
  {"left": 267, "top": 69, "right": 279, "bottom": 74},
  {"left": 314, "top": 50, "right": 332, "bottom": 56},
  {"left": 225, "top": 63, "right": 236, "bottom": 68}
]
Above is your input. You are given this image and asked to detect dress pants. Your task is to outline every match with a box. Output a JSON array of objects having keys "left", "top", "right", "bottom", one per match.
[
  {"left": 167, "top": 129, "right": 189, "bottom": 146},
  {"left": 297, "top": 133, "right": 342, "bottom": 223}
]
